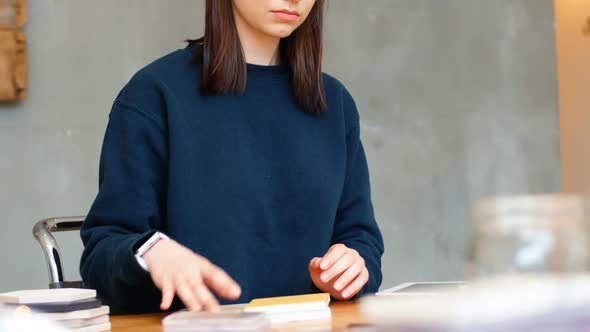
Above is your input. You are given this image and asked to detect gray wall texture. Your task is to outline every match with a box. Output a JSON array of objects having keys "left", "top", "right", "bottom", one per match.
[{"left": 0, "top": 0, "right": 560, "bottom": 293}]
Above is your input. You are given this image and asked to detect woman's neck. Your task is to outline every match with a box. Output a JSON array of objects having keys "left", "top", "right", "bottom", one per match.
[{"left": 234, "top": 10, "right": 281, "bottom": 65}]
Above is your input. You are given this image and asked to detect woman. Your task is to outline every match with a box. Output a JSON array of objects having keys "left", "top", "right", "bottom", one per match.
[{"left": 80, "top": 0, "right": 384, "bottom": 314}]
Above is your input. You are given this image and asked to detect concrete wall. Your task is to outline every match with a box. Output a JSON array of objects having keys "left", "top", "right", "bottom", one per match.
[
  {"left": 323, "top": 0, "right": 560, "bottom": 285},
  {"left": 0, "top": 0, "right": 203, "bottom": 292},
  {"left": 0, "top": 0, "right": 560, "bottom": 292}
]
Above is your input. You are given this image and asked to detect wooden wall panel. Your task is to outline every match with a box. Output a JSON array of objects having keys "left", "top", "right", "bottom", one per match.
[
  {"left": 0, "top": 0, "right": 26, "bottom": 101},
  {"left": 0, "top": 0, "right": 27, "bottom": 29},
  {"left": 555, "top": 0, "right": 590, "bottom": 193}
]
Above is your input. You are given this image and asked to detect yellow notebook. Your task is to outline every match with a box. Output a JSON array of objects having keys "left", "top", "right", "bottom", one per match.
[{"left": 244, "top": 293, "right": 330, "bottom": 314}]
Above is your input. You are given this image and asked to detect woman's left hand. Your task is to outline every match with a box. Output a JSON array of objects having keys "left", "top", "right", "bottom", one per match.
[{"left": 309, "top": 244, "right": 369, "bottom": 300}]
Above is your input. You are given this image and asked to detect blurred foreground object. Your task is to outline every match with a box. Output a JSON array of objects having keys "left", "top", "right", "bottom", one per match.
[
  {"left": 361, "top": 275, "right": 590, "bottom": 331},
  {"left": 0, "top": 0, "right": 26, "bottom": 101},
  {"left": 0, "top": 304, "right": 66, "bottom": 332},
  {"left": 361, "top": 194, "right": 590, "bottom": 331},
  {"left": 468, "top": 193, "right": 589, "bottom": 278}
]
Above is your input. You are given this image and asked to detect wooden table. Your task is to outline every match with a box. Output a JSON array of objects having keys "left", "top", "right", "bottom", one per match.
[{"left": 111, "top": 301, "right": 368, "bottom": 331}]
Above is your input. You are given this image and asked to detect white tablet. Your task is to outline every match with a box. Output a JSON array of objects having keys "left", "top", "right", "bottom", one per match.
[{"left": 377, "top": 281, "right": 467, "bottom": 295}]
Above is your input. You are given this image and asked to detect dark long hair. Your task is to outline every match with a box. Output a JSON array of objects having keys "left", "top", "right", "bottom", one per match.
[{"left": 189, "top": 0, "right": 327, "bottom": 114}]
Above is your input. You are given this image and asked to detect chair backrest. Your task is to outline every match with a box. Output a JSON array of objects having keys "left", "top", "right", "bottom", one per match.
[{"left": 32, "top": 216, "right": 86, "bottom": 289}]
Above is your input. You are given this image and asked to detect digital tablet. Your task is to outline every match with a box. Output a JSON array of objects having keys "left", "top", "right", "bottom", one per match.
[{"left": 377, "top": 281, "right": 467, "bottom": 295}]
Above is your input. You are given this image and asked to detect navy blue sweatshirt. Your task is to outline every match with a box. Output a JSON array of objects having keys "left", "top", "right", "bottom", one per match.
[{"left": 80, "top": 44, "right": 384, "bottom": 314}]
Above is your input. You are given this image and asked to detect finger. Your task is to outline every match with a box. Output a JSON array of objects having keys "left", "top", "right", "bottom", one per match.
[
  {"left": 193, "top": 282, "right": 220, "bottom": 312},
  {"left": 309, "top": 257, "right": 322, "bottom": 270},
  {"left": 201, "top": 262, "right": 242, "bottom": 300},
  {"left": 176, "top": 281, "right": 202, "bottom": 311},
  {"left": 341, "top": 268, "right": 369, "bottom": 299},
  {"left": 321, "top": 253, "right": 353, "bottom": 283},
  {"left": 320, "top": 244, "right": 347, "bottom": 270},
  {"left": 333, "top": 261, "right": 363, "bottom": 291},
  {"left": 160, "top": 279, "right": 175, "bottom": 311}
]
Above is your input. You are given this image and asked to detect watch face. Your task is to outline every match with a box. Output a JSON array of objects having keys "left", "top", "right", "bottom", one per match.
[{"left": 137, "top": 232, "right": 165, "bottom": 255}]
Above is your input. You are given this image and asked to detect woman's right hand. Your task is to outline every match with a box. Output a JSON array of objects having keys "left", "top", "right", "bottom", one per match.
[{"left": 142, "top": 239, "right": 242, "bottom": 312}]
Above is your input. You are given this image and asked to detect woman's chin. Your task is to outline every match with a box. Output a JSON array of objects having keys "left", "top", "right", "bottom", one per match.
[{"left": 263, "top": 26, "right": 296, "bottom": 39}]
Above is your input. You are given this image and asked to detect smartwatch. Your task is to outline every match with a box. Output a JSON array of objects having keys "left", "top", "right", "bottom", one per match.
[{"left": 134, "top": 231, "right": 170, "bottom": 271}]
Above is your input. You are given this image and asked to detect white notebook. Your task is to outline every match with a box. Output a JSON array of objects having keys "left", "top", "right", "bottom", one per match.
[
  {"left": 0, "top": 289, "right": 96, "bottom": 304},
  {"left": 71, "top": 322, "right": 111, "bottom": 332},
  {"left": 58, "top": 314, "right": 109, "bottom": 328},
  {"left": 243, "top": 293, "right": 331, "bottom": 325},
  {"left": 265, "top": 307, "right": 331, "bottom": 324},
  {"left": 244, "top": 293, "right": 330, "bottom": 314},
  {"left": 37, "top": 306, "right": 110, "bottom": 320}
]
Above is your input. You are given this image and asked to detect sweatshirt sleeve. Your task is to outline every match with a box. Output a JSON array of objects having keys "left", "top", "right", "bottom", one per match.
[
  {"left": 332, "top": 87, "right": 385, "bottom": 296},
  {"left": 79, "top": 71, "right": 169, "bottom": 314}
]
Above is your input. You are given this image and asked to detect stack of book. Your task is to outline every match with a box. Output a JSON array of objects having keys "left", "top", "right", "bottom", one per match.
[
  {"left": 243, "top": 293, "right": 331, "bottom": 324},
  {"left": 162, "top": 293, "right": 332, "bottom": 330},
  {"left": 0, "top": 288, "right": 110, "bottom": 331}
]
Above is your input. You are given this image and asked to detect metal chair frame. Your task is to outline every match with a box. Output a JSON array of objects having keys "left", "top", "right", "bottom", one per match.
[{"left": 32, "top": 216, "right": 86, "bottom": 288}]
